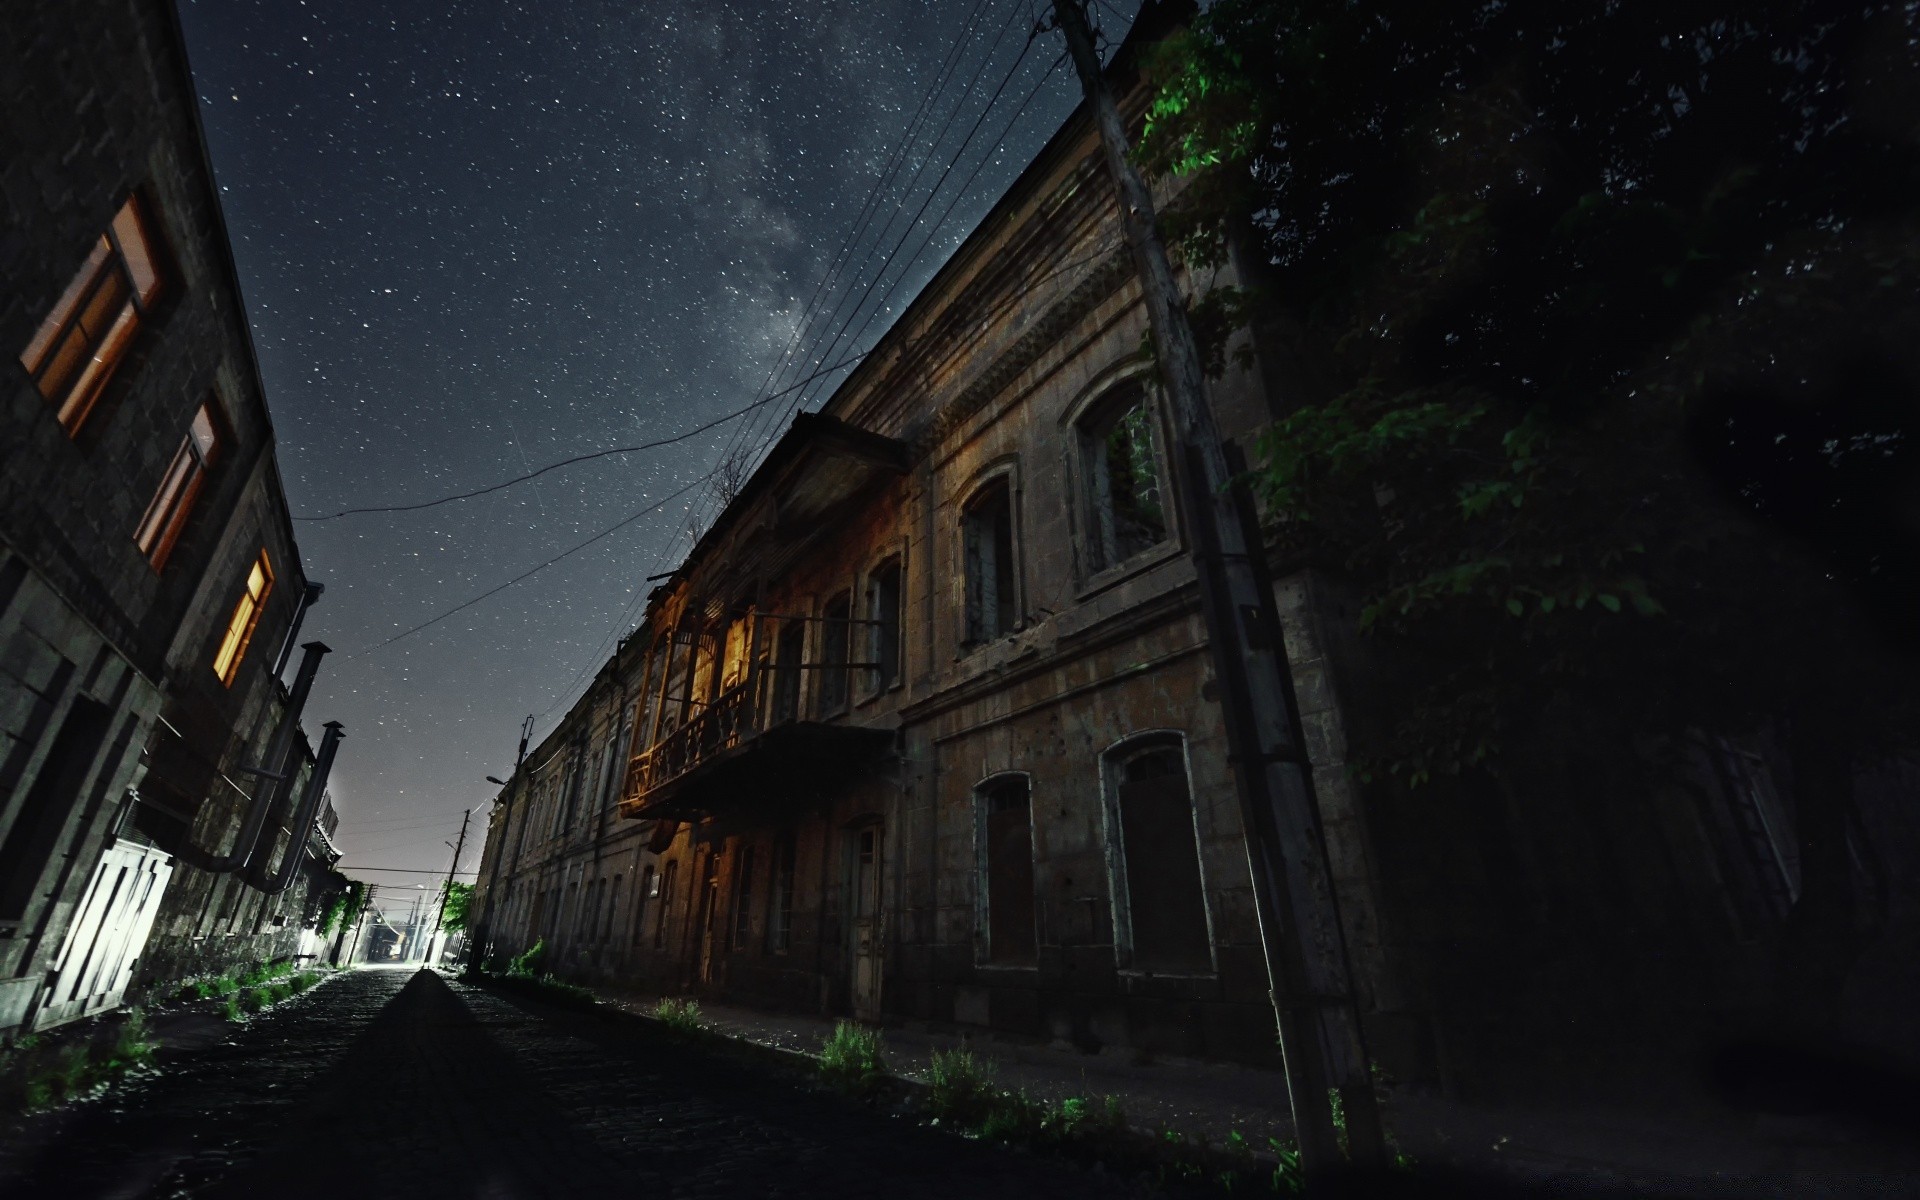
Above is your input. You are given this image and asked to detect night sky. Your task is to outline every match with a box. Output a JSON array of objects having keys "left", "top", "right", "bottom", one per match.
[{"left": 174, "top": 0, "right": 1121, "bottom": 911}]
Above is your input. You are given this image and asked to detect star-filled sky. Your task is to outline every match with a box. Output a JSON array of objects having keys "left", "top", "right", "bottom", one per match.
[{"left": 175, "top": 0, "right": 1130, "bottom": 909}]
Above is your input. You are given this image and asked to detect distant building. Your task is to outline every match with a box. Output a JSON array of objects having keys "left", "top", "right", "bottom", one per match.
[{"left": 1, "top": 0, "right": 346, "bottom": 1037}]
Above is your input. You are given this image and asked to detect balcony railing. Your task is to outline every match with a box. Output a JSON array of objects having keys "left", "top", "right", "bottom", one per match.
[{"left": 619, "top": 610, "right": 892, "bottom": 818}]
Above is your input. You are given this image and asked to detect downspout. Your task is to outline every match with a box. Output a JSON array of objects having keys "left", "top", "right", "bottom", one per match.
[
  {"left": 248, "top": 721, "right": 344, "bottom": 894},
  {"left": 176, "top": 641, "right": 329, "bottom": 872},
  {"left": 271, "top": 582, "right": 325, "bottom": 679}
]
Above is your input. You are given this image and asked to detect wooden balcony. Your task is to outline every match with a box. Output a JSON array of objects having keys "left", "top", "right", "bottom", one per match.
[{"left": 618, "top": 648, "right": 895, "bottom": 822}]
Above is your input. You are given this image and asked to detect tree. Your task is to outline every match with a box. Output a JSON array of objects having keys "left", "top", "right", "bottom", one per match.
[
  {"left": 1137, "top": 0, "right": 1920, "bottom": 1042},
  {"left": 440, "top": 881, "right": 474, "bottom": 934}
]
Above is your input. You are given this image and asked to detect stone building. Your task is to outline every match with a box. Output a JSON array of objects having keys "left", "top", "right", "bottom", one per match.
[
  {"left": 1, "top": 0, "right": 346, "bottom": 1036},
  {"left": 472, "top": 5, "right": 1920, "bottom": 1095},
  {"left": 471, "top": 3, "right": 1398, "bottom": 1071}
]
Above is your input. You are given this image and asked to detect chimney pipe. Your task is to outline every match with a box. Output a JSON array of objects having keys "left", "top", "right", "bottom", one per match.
[
  {"left": 250, "top": 721, "right": 344, "bottom": 894},
  {"left": 177, "top": 641, "right": 328, "bottom": 873}
]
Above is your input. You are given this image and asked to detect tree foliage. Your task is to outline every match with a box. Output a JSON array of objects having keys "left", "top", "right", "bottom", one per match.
[
  {"left": 1138, "top": 0, "right": 1920, "bottom": 782},
  {"left": 440, "top": 881, "right": 474, "bottom": 934}
]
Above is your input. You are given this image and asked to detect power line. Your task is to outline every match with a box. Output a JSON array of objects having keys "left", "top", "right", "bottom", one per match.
[
  {"left": 701, "top": 0, "right": 1024, "bottom": 500},
  {"left": 345, "top": 474, "right": 708, "bottom": 655},
  {"left": 293, "top": 349, "right": 873, "bottom": 522},
  {"left": 523, "top": 4, "right": 1025, "bottom": 725},
  {"left": 669, "top": 10, "right": 1051, "bottom": 564}
]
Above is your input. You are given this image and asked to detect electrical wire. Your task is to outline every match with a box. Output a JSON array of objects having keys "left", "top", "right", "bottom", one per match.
[
  {"left": 343, "top": 473, "right": 708, "bottom": 655},
  {"left": 666, "top": 10, "right": 1052, "bottom": 565},
  {"left": 293, "top": 349, "right": 874, "bottom": 522}
]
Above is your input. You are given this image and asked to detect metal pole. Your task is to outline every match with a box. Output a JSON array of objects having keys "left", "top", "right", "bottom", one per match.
[{"left": 1051, "top": 0, "right": 1386, "bottom": 1174}]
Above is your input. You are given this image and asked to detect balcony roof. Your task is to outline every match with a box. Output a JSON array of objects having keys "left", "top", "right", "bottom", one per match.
[{"left": 619, "top": 719, "right": 895, "bottom": 823}]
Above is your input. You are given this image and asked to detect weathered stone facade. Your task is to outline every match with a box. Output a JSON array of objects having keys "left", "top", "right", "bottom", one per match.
[
  {"left": 471, "top": 13, "right": 1399, "bottom": 1073},
  {"left": 2, "top": 0, "right": 344, "bottom": 1034}
]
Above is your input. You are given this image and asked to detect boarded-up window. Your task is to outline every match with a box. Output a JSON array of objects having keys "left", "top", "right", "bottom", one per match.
[
  {"left": 767, "top": 833, "right": 796, "bottom": 953},
  {"left": 979, "top": 775, "right": 1037, "bottom": 965},
  {"left": 773, "top": 621, "right": 804, "bottom": 723},
  {"left": 732, "top": 844, "right": 756, "bottom": 948},
  {"left": 963, "top": 481, "right": 1016, "bottom": 644},
  {"left": 1113, "top": 744, "right": 1211, "bottom": 973},
  {"left": 866, "top": 557, "right": 903, "bottom": 692},
  {"left": 1081, "top": 388, "right": 1168, "bottom": 571},
  {"left": 818, "top": 593, "right": 851, "bottom": 713}
]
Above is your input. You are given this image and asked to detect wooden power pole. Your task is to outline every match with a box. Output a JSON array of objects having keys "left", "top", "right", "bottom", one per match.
[
  {"left": 1052, "top": 0, "right": 1387, "bottom": 1176},
  {"left": 428, "top": 808, "right": 472, "bottom": 966}
]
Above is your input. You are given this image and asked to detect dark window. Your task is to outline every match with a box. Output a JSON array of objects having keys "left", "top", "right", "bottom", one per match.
[
  {"left": 818, "top": 593, "right": 852, "bottom": 713},
  {"left": 605, "top": 874, "right": 623, "bottom": 941},
  {"left": 632, "top": 864, "right": 655, "bottom": 946},
  {"left": 979, "top": 775, "right": 1037, "bottom": 965},
  {"left": 1082, "top": 389, "right": 1167, "bottom": 571},
  {"left": 1113, "top": 744, "right": 1211, "bottom": 972},
  {"left": 773, "top": 620, "right": 805, "bottom": 723},
  {"left": 732, "top": 844, "right": 756, "bottom": 948},
  {"left": 654, "top": 860, "right": 678, "bottom": 948},
  {"left": 866, "top": 558, "right": 903, "bottom": 692},
  {"left": 19, "top": 195, "right": 164, "bottom": 435},
  {"left": 963, "top": 480, "right": 1016, "bottom": 644},
  {"left": 767, "top": 833, "right": 796, "bottom": 953}
]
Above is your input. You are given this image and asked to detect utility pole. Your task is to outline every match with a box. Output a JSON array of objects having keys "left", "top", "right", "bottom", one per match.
[
  {"left": 463, "top": 714, "right": 535, "bottom": 974},
  {"left": 428, "top": 808, "right": 472, "bottom": 968},
  {"left": 1051, "top": 0, "right": 1386, "bottom": 1176},
  {"left": 345, "top": 884, "right": 375, "bottom": 966}
]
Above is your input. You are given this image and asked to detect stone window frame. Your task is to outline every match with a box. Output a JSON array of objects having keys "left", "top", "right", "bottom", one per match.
[
  {"left": 1096, "top": 729, "right": 1219, "bottom": 978},
  {"left": 1060, "top": 365, "right": 1184, "bottom": 597},
  {"left": 971, "top": 769, "right": 1040, "bottom": 971},
  {"left": 954, "top": 458, "right": 1025, "bottom": 654}
]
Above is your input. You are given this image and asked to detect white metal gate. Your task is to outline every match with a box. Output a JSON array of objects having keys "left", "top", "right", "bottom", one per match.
[{"left": 36, "top": 838, "right": 172, "bottom": 1030}]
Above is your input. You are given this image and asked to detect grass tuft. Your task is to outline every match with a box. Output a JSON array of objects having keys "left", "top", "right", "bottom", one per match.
[
  {"left": 817, "top": 1021, "right": 886, "bottom": 1095},
  {"left": 650, "top": 997, "right": 705, "bottom": 1035}
]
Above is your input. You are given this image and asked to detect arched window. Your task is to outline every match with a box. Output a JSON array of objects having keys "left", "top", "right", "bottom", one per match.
[
  {"left": 975, "top": 774, "right": 1037, "bottom": 965},
  {"left": 962, "top": 478, "right": 1018, "bottom": 644},
  {"left": 1079, "top": 385, "right": 1168, "bottom": 572},
  {"left": 1103, "top": 736, "right": 1212, "bottom": 973}
]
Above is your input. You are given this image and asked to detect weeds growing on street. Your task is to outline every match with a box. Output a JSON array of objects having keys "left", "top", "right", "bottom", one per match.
[
  {"left": 0, "top": 1010, "right": 157, "bottom": 1115},
  {"left": 651, "top": 997, "right": 705, "bottom": 1035},
  {"left": 817, "top": 1021, "right": 886, "bottom": 1095}
]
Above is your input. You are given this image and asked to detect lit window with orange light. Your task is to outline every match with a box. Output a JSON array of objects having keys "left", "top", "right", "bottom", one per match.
[
  {"left": 18, "top": 195, "right": 165, "bottom": 435},
  {"left": 133, "top": 401, "right": 221, "bottom": 571},
  {"left": 212, "top": 551, "right": 274, "bottom": 686}
]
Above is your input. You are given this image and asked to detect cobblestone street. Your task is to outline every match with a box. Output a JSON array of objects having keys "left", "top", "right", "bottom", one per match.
[{"left": 0, "top": 968, "right": 1131, "bottom": 1199}]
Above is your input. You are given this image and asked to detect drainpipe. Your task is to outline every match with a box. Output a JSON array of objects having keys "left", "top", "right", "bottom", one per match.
[
  {"left": 248, "top": 721, "right": 344, "bottom": 894},
  {"left": 271, "top": 582, "right": 326, "bottom": 680},
  {"left": 177, "top": 641, "right": 329, "bottom": 873}
]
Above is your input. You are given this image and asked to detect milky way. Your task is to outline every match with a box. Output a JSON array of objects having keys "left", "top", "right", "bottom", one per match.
[{"left": 175, "top": 0, "right": 1120, "bottom": 904}]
